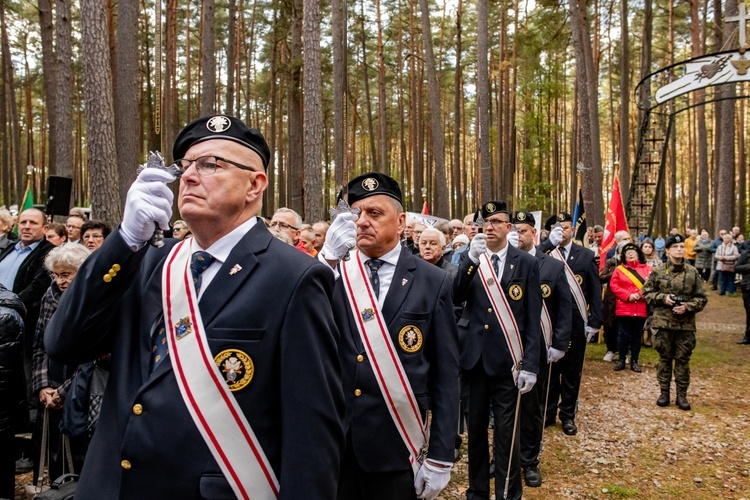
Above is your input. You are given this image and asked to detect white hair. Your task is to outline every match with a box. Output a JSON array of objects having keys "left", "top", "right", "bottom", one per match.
[{"left": 420, "top": 227, "right": 446, "bottom": 247}]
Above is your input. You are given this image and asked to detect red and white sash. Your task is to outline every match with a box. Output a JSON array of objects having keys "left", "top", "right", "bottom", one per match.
[
  {"left": 163, "top": 240, "right": 279, "bottom": 499},
  {"left": 550, "top": 248, "right": 588, "bottom": 326},
  {"left": 477, "top": 253, "right": 524, "bottom": 381},
  {"left": 540, "top": 303, "right": 553, "bottom": 349},
  {"left": 341, "top": 251, "right": 426, "bottom": 475}
]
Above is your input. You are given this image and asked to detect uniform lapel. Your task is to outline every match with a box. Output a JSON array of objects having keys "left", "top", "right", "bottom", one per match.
[
  {"left": 381, "top": 248, "right": 416, "bottom": 324},
  {"left": 501, "top": 246, "right": 519, "bottom": 288}
]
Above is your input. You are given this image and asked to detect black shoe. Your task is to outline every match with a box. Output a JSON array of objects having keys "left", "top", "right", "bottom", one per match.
[
  {"left": 738, "top": 337, "right": 750, "bottom": 345},
  {"left": 630, "top": 361, "right": 642, "bottom": 373},
  {"left": 613, "top": 360, "right": 626, "bottom": 371},
  {"left": 656, "top": 391, "right": 670, "bottom": 407},
  {"left": 561, "top": 419, "right": 577, "bottom": 435},
  {"left": 676, "top": 393, "right": 691, "bottom": 411},
  {"left": 15, "top": 457, "right": 33, "bottom": 474},
  {"left": 523, "top": 465, "right": 543, "bottom": 487}
]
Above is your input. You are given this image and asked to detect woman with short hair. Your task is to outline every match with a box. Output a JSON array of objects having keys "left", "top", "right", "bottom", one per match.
[{"left": 80, "top": 220, "right": 111, "bottom": 252}]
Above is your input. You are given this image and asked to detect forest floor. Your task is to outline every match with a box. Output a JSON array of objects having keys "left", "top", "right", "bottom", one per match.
[{"left": 14, "top": 289, "right": 750, "bottom": 499}]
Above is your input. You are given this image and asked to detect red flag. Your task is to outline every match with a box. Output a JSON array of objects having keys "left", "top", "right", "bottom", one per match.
[
  {"left": 599, "top": 178, "right": 629, "bottom": 271},
  {"left": 421, "top": 201, "right": 429, "bottom": 215}
]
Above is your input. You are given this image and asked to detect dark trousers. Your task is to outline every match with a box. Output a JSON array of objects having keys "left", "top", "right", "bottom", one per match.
[
  {"left": 464, "top": 361, "right": 522, "bottom": 500},
  {"left": 719, "top": 271, "right": 736, "bottom": 294},
  {"left": 337, "top": 436, "right": 416, "bottom": 500},
  {"left": 697, "top": 267, "right": 710, "bottom": 282},
  {"left": 617, "top": 316, "right": 645, "bottom": 363},
  {"left": 0, "top": 433, "right": 15, "bottom": 499},
  {"left": 604, "top": 324, "right": 618, "bottom": 352},
  {"left": 520, "top": 356, "right": 549, "bottom": 469},
  {"left": 743, "top": 289, "right": 750, "bottom": 339},
  {"left": 546, "top": 315, "right": 586, "bottom": 422}
]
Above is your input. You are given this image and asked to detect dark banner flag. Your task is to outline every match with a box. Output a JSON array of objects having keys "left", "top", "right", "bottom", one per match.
[{"left": 573, "top": 188, "right": 587, "bottom": 243}]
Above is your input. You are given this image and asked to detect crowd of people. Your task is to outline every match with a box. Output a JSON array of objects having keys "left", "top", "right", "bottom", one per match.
[{"left": 0, "top": 113, "right": 729, "bottom": 499}]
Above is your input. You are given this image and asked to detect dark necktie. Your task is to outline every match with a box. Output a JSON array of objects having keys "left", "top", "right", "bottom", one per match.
[
  {"left": 491, "top": 254, "right": 500, "bottom": 276},
  {"left": 365, "top": 259, "right": 384, "bottom": 299},
  {"left": 559, "top": 246, "right": 566, "bottom": 260},
  {"left": 150, "top": 251, "right": 215, "bottom": 373}
]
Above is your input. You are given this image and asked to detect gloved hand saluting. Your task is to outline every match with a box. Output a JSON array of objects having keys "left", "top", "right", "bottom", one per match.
[
  {"left": 414, "top": 460, "right": 452, "bottom": 500},
  {"left": 549, "top": 226, "right": 564, "bottom": 246},
  {"left": 120, "top": 168, "right": 176, "bottom": 249},
  {"left": 321, "top": 212, "right": 358, "bottom": 261},
  {"left": 516, "top": 370, "right": 537, "bottom": 394},
  {"left": 468, "top": 233, "right": 488, "bottom": 264},
  {"left": 507, "top": 230, "right": 519, "bottom": 248}
]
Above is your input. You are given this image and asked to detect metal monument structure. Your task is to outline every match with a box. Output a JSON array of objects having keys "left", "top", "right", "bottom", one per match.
[{"left": 627, "top": 3, "right": 750, "bottom": 236}]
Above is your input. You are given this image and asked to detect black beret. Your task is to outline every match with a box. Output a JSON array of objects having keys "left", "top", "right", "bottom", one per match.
[
  {"left": 544, "top": 212, "right": 572, "bottom": 232},
  {"left": 173, "top": 115, "right": 271, "bottom": 169},
  {"left": 620, "top": 242, "right": 639, "bottom": 257},
  {"left": 345, "top": 172, "right": 403, "bottom": 206},
  {"left": 665, "top": 233, "right": 685, "bottom": 248},
  {"left": 477, "top": 201, "right": 508, "bottom": 220},
  {"left": 512, "top": 210, "right": 535, "bottom": 226}
]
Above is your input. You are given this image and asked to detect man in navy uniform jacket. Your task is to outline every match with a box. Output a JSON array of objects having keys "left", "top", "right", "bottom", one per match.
[{"left": 46, "top": 115, "right": 345, "bottom": 499}]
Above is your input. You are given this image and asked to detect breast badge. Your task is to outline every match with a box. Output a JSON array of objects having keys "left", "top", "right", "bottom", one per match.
[
  {"left": 175, "top": 317, "right": 193, "bottom": 340},
  {"left": 509, "top": 284, "right": 523, "bottom": 301},
  {"left": 398, "top": 325, "right": 423, "bottom": 353},
  {"left": 541, "top": 283, "right": 551, "bottom": 298},
  {"left": 361, "top": 308, "right": 376, "bottom": 322},
  {"left": 214, "top": 349, "right": 254, "bottom": 392},
  {"left": 575, "top": 274, "right": 583, "bottom": 285}
]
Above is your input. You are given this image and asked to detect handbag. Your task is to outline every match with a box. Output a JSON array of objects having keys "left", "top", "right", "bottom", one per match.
[{"left": 60, "top": 358, "right": 109, "bottom": 438}]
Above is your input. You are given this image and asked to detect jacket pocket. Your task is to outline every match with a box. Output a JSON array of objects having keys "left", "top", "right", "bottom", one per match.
[
  {"left": 199, "top": 473, "right": 235, "bottom": 500},
  {"left": 402, "top": 311, "right": 428, "bottom": 321},
  {"left": 210, "top": 327, "right": 265, "bottom": 341}
]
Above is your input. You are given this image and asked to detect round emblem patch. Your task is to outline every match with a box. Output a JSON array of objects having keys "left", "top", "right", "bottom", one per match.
[
  {"left": 541, "top": 283, "right": 551, "bottom": 298},
  {"left": 398, "top": 325, "right": 423, "bottom": 353},
  {"left": 486, "top": 202, "right": 496, "bottom": 213},
  {"left": 362, "top": 177, "right": 379, "bottom": 191},
  {"left": 516, "top": 211, "right": 526, "bottom": 221},
  {"left": 214, "top": 349, "right": 254, "bottom": 392},
  {"left": 575, "top": 274, "right": 583, "bottom": 285},
  {"left": 509, "top": 284, "right": 523, "bottom": 301},
  {"left": 557, "top": 213, "right": 566, "bottom": 222},
  {"left": 206, "top": 115, "right": 231, "bottom": 133}
]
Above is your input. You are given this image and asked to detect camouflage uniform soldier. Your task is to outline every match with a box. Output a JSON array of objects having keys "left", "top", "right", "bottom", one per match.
[{"left": 642, "top": 234, "right": 707, "bottom": 410}]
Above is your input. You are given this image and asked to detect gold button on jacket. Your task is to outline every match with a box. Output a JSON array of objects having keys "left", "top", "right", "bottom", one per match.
[
  {"left": 354, "top": 389, "right": 362, "bottom": 397},
  {"left": 121, "top": 460, "right": 132, "bottom": 470},
  {"left": 132, "top": 404, "right": 143, "bottom": 416}
]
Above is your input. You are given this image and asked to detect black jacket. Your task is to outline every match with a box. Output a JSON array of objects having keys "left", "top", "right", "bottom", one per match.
[
  {"left": 0, "top": 284, "right": 28, "bottom": 435},
  {"left": 735, "top": 249, "right": 750, "bottom": 291}
]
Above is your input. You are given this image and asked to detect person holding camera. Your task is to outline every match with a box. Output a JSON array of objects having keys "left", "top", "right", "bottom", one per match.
[{"left": 643, "top": 234, "right": 707, "bottom": 410}]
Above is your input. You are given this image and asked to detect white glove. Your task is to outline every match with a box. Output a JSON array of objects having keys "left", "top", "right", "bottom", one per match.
[
  {"left": 321, "top": 212, "right": 358, "bottom": 261},
  {"left": 507, "top": 230, "right": 519, "bottom": 248},
  {"left": 120, "top": 168, "right": 176, "bottom": 248},
  {"left": 585, "top": 326, "right": 599, "bottom": 342},
  {"left": 516, "top": 370, "right": 537, "bottom": 394},
  {"left": 547, "top": 347, "right": 565, "bottom": 363},
  {"left": 549, "top": 226, "right": 564, "bottom": 246},
  {"left": 468, "top": 233, "right": 488, "bottom": 263},
  {"left": 414, "top": 459, "right": 452, "bottom": 500}
]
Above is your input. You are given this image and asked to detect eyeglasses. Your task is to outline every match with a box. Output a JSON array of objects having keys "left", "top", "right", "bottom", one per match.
[
  {"left": 484, "top": 218, "right": 510, "bottom": 228},
  {"left": 269, "top": 221, "right": 298, "bottom": 231},
  {"left": 50, "top": 271, "right": 75, "bottom": 281},
  {"left": 66, "top": 224, "right": 82, "bottom": 229},
  {"left": 83, "top": 233, "right": 104, "bottom": 240},
  {"left": 173, "top": 226, "right": 185, "bottom": 232},
  {"left": 174, "top": 156, "right": 257, "bottom": 176}
]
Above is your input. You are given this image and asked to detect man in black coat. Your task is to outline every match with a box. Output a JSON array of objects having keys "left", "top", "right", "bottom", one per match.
[
  {"left": 0, "top": 208, "right": 53, "bottom": 404},
  {"left": 319, "top": 172, "right": 459, "bottom": 500},
  {"left": 453, "top": 201, "right": 542, "bottom": 500},
  {"left": 538, "top": 212, "right": 603, "bottom": 436},
  {"left": 513, "top": 211, "right": 572, "bottom": 487},
  {"left": 46, "top": 115, "right": 345, "bottom": 499}
]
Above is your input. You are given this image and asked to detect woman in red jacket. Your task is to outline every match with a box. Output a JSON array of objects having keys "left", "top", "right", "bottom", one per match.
[{"left": 609, "top": 243, "right": 652, "bottom": 372}]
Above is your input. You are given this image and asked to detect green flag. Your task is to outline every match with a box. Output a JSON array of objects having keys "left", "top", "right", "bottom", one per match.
[{"left": 12, "top": 182, "right": 34, "bottom": 236}]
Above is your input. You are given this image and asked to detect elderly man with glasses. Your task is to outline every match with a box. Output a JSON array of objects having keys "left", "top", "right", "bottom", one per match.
[
  {"left": 45, "top": 114, "right": 344, "bottom": 498},
  {"left": 270, "top": 208, "right": 310, "bottom": 254}
]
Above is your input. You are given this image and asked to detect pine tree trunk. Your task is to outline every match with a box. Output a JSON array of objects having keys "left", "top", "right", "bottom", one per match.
[
  {"left": 360, "top": 5, "right": 378, "bottom": 172},
  {"left": 715, "top": 0, "right": 737, "bottom": 232},
  {"left": 226, "top": 0, "right": 237, "bottom": 115},
  {"left": 115, "top": 0, "right": 139, "bottom": 203},
  {"left": 453, "top": 0, "right": 463, "bottom": 217},
  {"left": 375, "top": 0, "right": 388, "bottom": 175},
  {"left": 200, "top": 0, "right": 216, "bottom": 116},
  {"left": 477, "top": 0, "right": 490, "bottom": 200},
  {"left": 38, "top": 0, "right": 57, "bottom": 176},
  {"left": 81, "top": 0, "right": 121, "bottom": 225},
  {"left": 303, "top": 0, "right": 323, "bottom": 221},
  {"left": 55, "top": 0, "right": 74, "bottom": 179},
  {"left": 287, "top": 0, "right": 304, "bottom": 214},
  {"left": 619, "top": 0, "right": 629, "bottom": 194}
]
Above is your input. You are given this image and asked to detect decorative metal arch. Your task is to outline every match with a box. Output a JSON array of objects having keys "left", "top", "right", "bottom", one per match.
[{"left": 627, "top": 49, "right": 750, "bottom": 236}]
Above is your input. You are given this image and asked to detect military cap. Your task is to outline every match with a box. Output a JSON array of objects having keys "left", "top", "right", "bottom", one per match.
[
  {"left": 345, "top": 172, "right": 403, "bottom": 206},
  {"left": 173, "top": 115, "right": 271, "bottom": 169},
  {"left": 512, "top": 210, "right": 536, "bottom": 226},
  {"left": 477, "top": 201, "right": 509, "bottom": 220},
  {"left": 544, "top": 212, "right": 572, "bottom": 231},
  {"left": 665, "top": 233, "right": 685, "bottom": 248}
]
